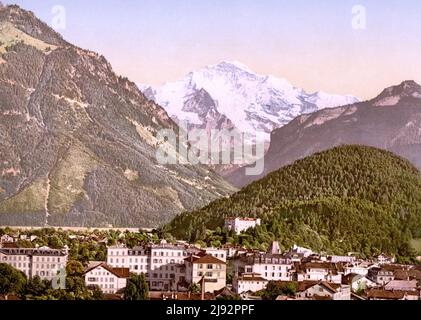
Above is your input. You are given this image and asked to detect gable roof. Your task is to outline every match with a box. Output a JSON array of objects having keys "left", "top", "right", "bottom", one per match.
[
  {"left": 185, "top": 254, "right": 225, "bottom": 265},
  {"left": 342, "top": 273, "right": 363, "bottom": 285},
  {"left": 84, "top": 263, "right": 130, "bottom": 278}
]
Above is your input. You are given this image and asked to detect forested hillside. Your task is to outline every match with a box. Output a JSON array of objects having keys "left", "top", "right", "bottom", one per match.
[{"left": 167, "top": 146, "right": 421, "bottom": 260}]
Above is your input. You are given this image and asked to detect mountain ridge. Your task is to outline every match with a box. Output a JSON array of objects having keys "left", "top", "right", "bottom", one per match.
[
  {"left": 0, "top": 4, "right": 235, "bottom": 228},
  {"left": 139, "top": 61, "right": 360, "bottom": 148},
  {"left": 226, "top": 80, "right": 421, "bottom": 187}
]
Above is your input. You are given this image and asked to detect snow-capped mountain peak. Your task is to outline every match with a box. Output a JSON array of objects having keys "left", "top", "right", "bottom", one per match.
[{"left": 139, "top": 61, "right": 360, "bottom": 145}]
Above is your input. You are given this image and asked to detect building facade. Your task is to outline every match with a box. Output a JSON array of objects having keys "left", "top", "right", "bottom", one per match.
[
  {"left": 185, "top": 255, "right": 226, "bottom": 293},
  {"left": 84, "top": 263, "right": 129, "bottom": 294},
  {"left": 0, "top": 246, "right": 68, "bottom": 281},
  {"left": 224, "top": 218, "right": 261, "bottom": 235},
  {"left": 233, "top": 273, "right": 268, "bottom": 294}
]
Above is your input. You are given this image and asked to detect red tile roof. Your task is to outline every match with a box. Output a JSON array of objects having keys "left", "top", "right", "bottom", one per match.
[{"left": 84, "top": 263, "right": 130, "bottom": 279}]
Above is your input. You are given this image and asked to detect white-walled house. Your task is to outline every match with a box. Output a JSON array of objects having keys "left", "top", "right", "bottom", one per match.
[
  {"left": 185, "top": 254, "right": 226, "bottom": 293},
  {"left": 344, "top": 262, "right": 372, "bottom": 276},
  {"left": 233, "top": 273, "right": 268, "bottom": 294},
  {"left": 84, "top": 263, "right": 129, "bottom": 294},
  {"left": 234, "top": 253, "right": 293, "bottom": 281},
  {"left": 295, "top": 262, "right": 344, "bottom": 284},
  {"left": 224, "top": 218, "right": 261, "bottom": 235},
  {"left": 0, "top": 234, "right": 15, "bottom": 244},
  {"left": 204, "top": 248, "right": 227, "bottom": 262},
  {"left": 342, "top": 273, "right": 378, "bottom": 291},
  {"left": 296, "top": 281, "right": 351, "bottom": 300}
]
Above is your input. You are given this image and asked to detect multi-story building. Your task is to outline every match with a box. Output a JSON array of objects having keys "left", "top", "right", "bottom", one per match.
[
  {"left": 107, "top": 246, "right": 149, "bottom": 273},
  {"left": 234, "top": 253, "right": 293, "bottom": 281},
  {"left": 294, "top": 262, "right": 344, "bottom": 284},
  {"left": 233, "top": 273, "right": 268, "bottom": 294},
  {"left": 185, "top": 254, "right": 226, "bottom": 293},
  {"left": 343, "top": 261, "right": 372, "bottom": 276},
  {"left": 0, "top": 246, "right": 68, "bottom": 281},
  {"left": 367, "top": 265, "right": 401, "bottom": 285},
  {"left": 204, "top": 248, "right": 227, "bottom": 262},
  {"left": 295, "top": 281, "right": 351, "bottom": 300},
  {"left": 84, "top": 262, "right": 129, "bottom": 294},
  {"left": 224, "top": 217, "right": 261, "bottom": 235},
  {"left": 149, "top": 243, "right": 189, "bottom": 291},
  {"left": 107, "top": 242, "right": 191, "bottom": 291}
]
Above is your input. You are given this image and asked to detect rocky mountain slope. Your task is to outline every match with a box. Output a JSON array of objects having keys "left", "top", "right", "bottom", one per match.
[
  {"left": 227, "top": 80, "right": 421, "bottom": 187},
  {"left": 0, "top": 4, "right": 235, "bottom": 228}
]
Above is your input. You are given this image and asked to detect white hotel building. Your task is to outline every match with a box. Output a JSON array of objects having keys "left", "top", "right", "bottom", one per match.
[
  {"left": 234, "top": 253, "right": 293, "bottom": 281},
  {"left": 107, "top": 242, "right": 190, "bottom": 291},
  {"left": 224, "top": 217, "right": 261, "bottom": 235},
  {"left": 106, "top": 242, "right": 228, "bottom": 292},
  {"left": 0, "top": 246, "right": 68, "bottom": 281}
]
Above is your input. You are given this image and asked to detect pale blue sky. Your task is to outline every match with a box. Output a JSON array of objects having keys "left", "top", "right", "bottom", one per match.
[{"left": 5, "top": 0, "right": 421, "bottom": 98}]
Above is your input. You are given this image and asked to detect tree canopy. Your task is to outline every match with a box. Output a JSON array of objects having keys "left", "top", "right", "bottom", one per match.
[{"left": 166, "top": 145, "right": 421, "bottom": 260}]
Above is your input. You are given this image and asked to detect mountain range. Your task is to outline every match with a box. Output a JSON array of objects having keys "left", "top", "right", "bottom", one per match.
[
  {"left": 0, "top": 4, "right": 235, "bottom": 228},
  {"left": 139, "top": 61, "right": 359, "bottom": 172},
  {"left": 227, "top": 80, "right": 421, "bottom": 187}
]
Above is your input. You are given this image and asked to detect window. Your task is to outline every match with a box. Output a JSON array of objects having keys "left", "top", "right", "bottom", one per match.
[
  {"left": 206, "top": 272, "right": 213, "bottom": 277},
  {"left": 197, "top": 272, "right": 203, "bottom": 277},
  {"left": 207, "top": 264, "right": 213, "bottom": 269}
]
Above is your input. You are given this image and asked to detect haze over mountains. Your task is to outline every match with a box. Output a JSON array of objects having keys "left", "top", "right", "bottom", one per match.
[
  {"left": 227, "top": 80, "right": 421, "bottom": 187},
  {"left": 0, "top": 4, "right": 235, "bottom": 228},
  {"left": 139, "top": 61, "right": 359, "bottom": 151}
]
